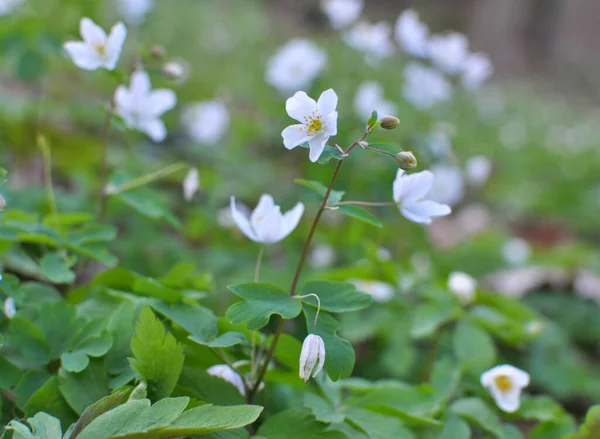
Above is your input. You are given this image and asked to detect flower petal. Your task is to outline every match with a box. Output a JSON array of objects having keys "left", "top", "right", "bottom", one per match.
[
  {"left": 308, "top": 134, "right": 328, "bottom": 162},
  {"left": 250, "top": 194, "right": 276, "bottom": 231},
  {"left": 139, "top": 119, "right": 167, "bottom": 142},
  {"left": 401, "top": 200, "right": 450, "bottom": 224},
  {"left": 129, "top": 70, "right": 151, "bottom": 99},
  {"left": 105, "top": 21, "right": 127, "bottom": 70},
  {"left": 282, "top": 124, "right": 312, "bottom": 150},
  {"left": 286, "top": 91, "right": 317, "bottom": 122},
  {"left": 230, "top": 196, "right": 259, "bottom": 242},
  {"left": 317, "top": 88, "right": 338, "bottom": 115},
  {"left": 63, "top": 41, "right": 102, "bottom": 70},
  {"left": 279, "top": 202, "right": 305, "bottom": 240},
  {"left": 490, "top": 386, "right": 522, "bottom": 413},
  {"left": 324, "top": 111, "right": 338, "bottom": 136},
  {"left": 312, "top": 335, "right": 326, "bottom": 377},
  {"left": 146, "top": 89, "right": 177, "bottom": 117},
  {"left": 80, "top": 17, "right": 107, "bottom": 46},
  {"left": 255, "top": 208, "right": 284, "bottom": 243},
  {"left": 393, "top": 169, "right": 434, "bottom": 203}
]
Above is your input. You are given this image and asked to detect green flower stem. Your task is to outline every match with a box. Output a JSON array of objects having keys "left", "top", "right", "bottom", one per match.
[
  {"left": 38, "top": 136, "right": 60, "bottom": 237},
  {"left": 98, "top": 102, "right": 115, "bottom": 222},
  {"left": 251, "top": 245, "right": 265, "bottom": 379},
  {"left": 106, "top": 162, "right": 187, "bottom": 196},
  {"left": 328, "top": 200, "right": 400, "bottom": 207}
]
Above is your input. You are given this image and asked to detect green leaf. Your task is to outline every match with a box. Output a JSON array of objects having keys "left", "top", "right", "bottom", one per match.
[
  {"left": 452, "top": 320, "right": 496, "bottom": 374},
  {"left": 367, "top": 110, "right": 379, "bottom": 127},
  {"left": 449, "top": 397, "right": 503, "bottom": 437},
  {"left": 58, "top": 360, "right": 111, "bottom": 416},
  {"left": 303, "top": 306, "right": 354, "bottom": 381},
  {"left": 436, "top": 415, "right": 470, "bottom": 439},
  {"left": 300, "top": 144, "right": 345, "bottom": 164},
  {"left": 226, "top": 283, "right": 302, "bottom": 330},
  {"left": 300, "top": 281, "right": 371, "bottom": 313},
  {"left": 114, "top": 189, "right": 181, "bottom": 229},
  {"left": 176, "top": 367, "right": 246, "bottom": 406},
  {"left": 410, "top": 303, "right": 461, "bottom": 339},
  {"left": 134, "top": 277, "right": 182, "bottom": 303},
  {"left": 565, "top": 405, "right": 600, "bottom": 439},
  {"left": 128, "top": 306, "right": 185, "bottom": 400},
  {"left": 61, "top": 352, "right": 90, "bottom": 373},
  {"left": 258, "top": 409, "right": 347, "bottom": 439},
  {"left": 61, "top": 331, "right": 113, "bottom": 373},
  {"left": 6, "top": 412, "right": 62, "bottom": 439},
  {"left": 344, "top": 407, "right": 415, "bottom": 439},
  {"left": 295, "top": 179, "right": 345, "bottom": 204},
  {"left": 150, "top": 300, "right": 218, "bottom": 342},
  {"left": 519, "top": 396, "right": 567, "bottom": 422},
  {"left": 336, "top": 205, "right": 383, "bottom": 228}
]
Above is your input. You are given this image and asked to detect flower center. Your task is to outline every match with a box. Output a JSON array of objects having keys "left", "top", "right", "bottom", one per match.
[
  {"left": 494, "top": 375, "right": 513, "bottom": 392},
  {"left": 304, "top": 112, "right": 324, "bottom": 135},
  {"left": 94, "top": 43, "right": 107, "bottom": 56}
]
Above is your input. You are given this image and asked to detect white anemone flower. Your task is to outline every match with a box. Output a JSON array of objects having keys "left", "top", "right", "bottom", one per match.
[
  {"left": 116, "top": 0, "right": 154, "bottom": 26},
  {"left": 427, "top": 164, "right": 464, "bottom": 207},
  {"left": 462, "top": 53, "right": 493, "bottom": 89},
  {"left": 321, "top": 0, "right": 363, "bottom": 29},
  {"left": 207, "top": 365, "right": 246, "bottom": 396},
  {"left": 266, "top": 39, "right": 327, "bottom": 94},
  {"left": 63, "top": 18, "right": 126, "bottom": 71},
  {"left": 343, "top": 21, "right": 394, "bottom": 65},
  {"left": 3, "top": 297, "right": 16, "bottom": 319},
  {"left": 481, "top": 365, "right": 530, "bottom": 413},
  {"left": 447, "top": 271, "right": 477, "bottom": 305},
  {"left": 230, "top": 194, "right": 304, "bottom": 244},
  {"left": 182, "top": 101, "right": 230, "bottom": 145},
  {"left": 309, "top": 245, "right": 336, "bottom": 269},
  {"left": 393, "top": 169, "right": 452, "bottom": 224},
  {"left": 299, "top": 334, "right": 326, "bottom": 381},
  {"left": 427, "top": 32, "right": 469, "bottom": 75},
  {"left": 350, "top": 279, "right": 395, "bottom": 303},
  {"left": 465, "top": 155, "right": 492, "bottom": 187},
  {"left": 394, "top": 9, "right": 429, "bottom": 57},
  {"left": 282, "top": 89, "right": 338, "bottom": 163},
  {"left": 353, "top": 81, "right": 397, "bottom": 122},
  {"left": 114, "top": 70, "right": 177, "bottom": 142},
  {"left": 182, "top": 168, "right": 199, "bottom": 202},
  {"left": 0, "top": 0, "right": 24, "bottom": 16},
  {"left": 403, "top": 62, "right": 452, "bottom": 110}
]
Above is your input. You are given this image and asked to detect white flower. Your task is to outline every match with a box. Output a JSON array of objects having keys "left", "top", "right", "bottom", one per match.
[
  {"left": 299, "top": 334, "right": 326, "bottom": 381},
  {"left": 114, "top": 70, "right": 176, "bottom": 142},
  {"left": 394, "top": 9, "right": 429, "bottom": 57},
  {"left": 183, "top": 168, "right": 199, "bottom": 202},
  {"left": 428, "top": 164, "right": 464, "bottom": 207},
  {"left": 182, "top": 101, "right": 230, "bottom": 144},
  {"left": 427, "top": 32, "right": 469, "bottom": 75},
  {"left": 309, "top": 245, "right": 336, "bottom": 269},
  {"left": 350, "top": 279, "right": 395, "bottom": 303},
  {"left": 343, "top": 21, "right": 394, "bottom": 65},
  {"left": 116, "top": 0, "right": 154, "bottom": 26},
  {"left": 353, "top": 81, "right": 397, "bottom": 122},
  {"left": 266, "top": 39, "right": 327, "bottom": 94},
  {"left": 393, "top": 169, "right": 451, "bottom": 224},
  {"left": 403, "top": 62, "right": 452, "bottom": 110},
  {"left": 217, "top": 206, "right": 238, "bottom": 229},
  {"left": 321, "top": 0, "right": 363, "bottom": 29},
  {"left": 462, "top": 53, "right": 493, "bottom": 89},
  {"left": 0, "top": 0, "right": 24, "bottom": 16},
  {"left": 207, "top": 365, "right": 245, "bottom": 396},
  {"left": 230, "top": 194, "right": 304, "bottom": 244},
  {"left": 63, "top": 18, "right": 126, "bottom": 71},
  {"left": 448, "top": 271, "right": 477, "bottom": 305},
  {"left": 502, "top": 238, "right": 531, "bottom": 266},
  {"left": 465, "top": 155, "right": 492, "bottom": 187},
  {"left": 3, "top": 297, "right": 16, "bottom": 319},
  {"left": 481, "top": 365, "right": 530, "bottom": 413},
  {"left": 162, "top": 59, "right": 189, "bottom": 83},
  {"left": 282, "top": 89, "right": 338, "bottom": 163}
]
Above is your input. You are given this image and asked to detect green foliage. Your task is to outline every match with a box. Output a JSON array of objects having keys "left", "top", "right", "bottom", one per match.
[{"left": 565, "top": 405, "right": 600, "bottom": 439}]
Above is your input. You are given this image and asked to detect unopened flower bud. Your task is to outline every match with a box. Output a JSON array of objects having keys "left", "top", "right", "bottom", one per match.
[
  {"left": 3, "top": 297, "right": 16, "bottom": 319},
  {"left": 0, "top": 193, "right": 5, "bottom": 211},
  {"left": 207, "top": 364, "right": 246, "bottom": 396},
  {"left": 150, "top": 45, "right": 166, "bottom": 59},
  {"left": 448, "top": 271, "right": 477, "bottom": 305},
  {"left": 299, "top": 334, "right": 325, "bottom": 381},
  {"left": 394, "top": 151, "right": 417, "bottom": 170},
  {"left": 162, "top": 59, "right": 189, "bottom": 83},
  {"left": 381, "top": 116, "right": 400, "bottom": 130}
]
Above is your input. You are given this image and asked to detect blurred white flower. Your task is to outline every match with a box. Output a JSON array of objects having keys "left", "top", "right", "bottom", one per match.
[
  {"left": 230, "top": 194, "right": 304, "bottom": 244},
  {"left": 462, "top": 53, "right": 493, "bottom": 89},
  {"left": 343, "top": 21, "right": 394, "bottom": 65},
  {"left": 3, "top": 297, "right": 16, "bottom": 319},
  {"left": 114, "top": 70, "right": 177, "bottom": 142},
  {"left": 182, "top": 101, "right": 230, "bottom": 145},
  {"left": 353, "top": 81, "right": 397, "bottom": 122},
  {"left": 393, "top": 169, "right": 452, "bottom": 224},
  {"left": 207, "top": 364, "right": 245, "bottom": 396},
  {"left": 217, "top": 206, "right": 237, "bottom": 229},
  {"left": 502, "top": 237, "right": 531, "bottom": 265},
  {"left": 299, "top": 334, "right": 326, "bottom": 381},
  {"left": 403, "top": 62, "right": 452, "bottom": 110},
  {"left": 282, "top": 89, "right": 338, "bottom": 163},
  {"left": 115, "top": 0, "right": 154, "bottom": 26},
  {"left": 309, "top": 244, "right": 336, "bottom": 269},
  {"left": 394, "top": 9, "right": 429, "bottom": 57},
  {"left": 525, "top": 320, "right": 544, "bottom": 337},
  {"left": 64, "top": 18, "right": 126, "bottom": 71},
  {"left": 428, "top": 164, "right": 464, "bottom": 206},
  {"left": 266, "top": 39, "right": 327, "bottom": 94},
  {"left": 162, "top": 59, "right": 190, "bottom": 83},
  {"left": 465, "top": 155, "right": 492, "bottom": 187},
  {"left": 427, "top": 32, "right": 469, "bottom": 75},
  {"left": 321, "top": 0, "right": 363, "bottom": 29},
  {"left": 0, "top": 0, "right": 24, "bottom": 16},
  {"left": 377, "top": 247, "right": 392, "bottom": 261},
  {"left": 481, "top": 365, "right": 530, "bottom": 413},
  {"left": 350, "top": 279, "right": 395, "bottom": 303},
  {"left": 183, "top": 168, "right": 199, "bottom": 201},
  {"left": 447, "top": 271, "right": 477, "bottom": 305}
]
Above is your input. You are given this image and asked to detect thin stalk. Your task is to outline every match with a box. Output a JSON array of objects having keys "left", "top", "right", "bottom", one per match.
[
  {"left": 98, "top": 103, "right": 114, "bottom": 222},
  {"left": 107, "top": 162, "right": 187, "bottom": 196},
  {"left": 38, "top": 136, "right": 60, "bottom": 237},
  {"left": 250, "top": 245, "right": 265, "bottom": 379},
  {"left": 328, "top": 200, "right": 400, "bottom": 207}
]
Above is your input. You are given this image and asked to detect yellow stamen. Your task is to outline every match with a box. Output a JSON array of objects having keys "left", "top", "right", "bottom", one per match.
[{"left": 494, "top": 375, "right": 513, "bottom": 392}]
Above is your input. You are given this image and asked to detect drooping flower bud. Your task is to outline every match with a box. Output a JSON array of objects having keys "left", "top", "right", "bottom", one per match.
[
  {"left": 183, "top": 168, "right": 200, "bottom": 201},
  {"left": 150, "top": 45, "right": 166, "bottom": 59},
  {"left": 380, "top": 115, "right": 400, "bottom": 130},
  {"left": 394, "top": 151, "right": 417, "bottom": 170},
  {"left": 3, "top": 297, "right": 16, "bottom": 319},
  {"left": 299, "top": 334, "right": 326, "bottom": 381},
  {"left": 162, "top": 59, "right": 190, "bottom": 83},
  {"left": 207, "top": 364, "right": 246, "bottom": 396}
]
